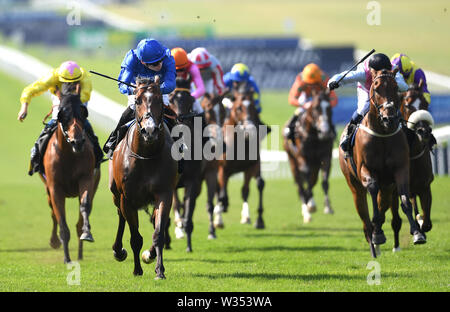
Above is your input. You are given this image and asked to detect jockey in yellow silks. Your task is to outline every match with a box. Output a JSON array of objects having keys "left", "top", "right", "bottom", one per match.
[{"left": 18, "top": 61, "right": 103, "bottom": 175}]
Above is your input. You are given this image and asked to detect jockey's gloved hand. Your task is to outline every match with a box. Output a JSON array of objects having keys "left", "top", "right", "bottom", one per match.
[{"left": 328, "top": 81, "right": 339, "bottom": 91}]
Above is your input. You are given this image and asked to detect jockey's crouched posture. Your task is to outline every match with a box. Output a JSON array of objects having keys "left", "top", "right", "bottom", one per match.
[
  {"left": 18, "top": 61, "right": 104, "bottom": 176},
  {"left": 103, "top": 38, "right": 177, "bottom": 160},
  {"left": 327, "top": 53, "right": 409, "bottom": 158}
]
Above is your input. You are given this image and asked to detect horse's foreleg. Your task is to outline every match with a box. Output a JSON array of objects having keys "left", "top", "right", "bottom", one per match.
[
  {"left": 173, "top": 190, "right": 185, "bottom": 239},
  {"left": 321, "top": 156, "right": 334, "bottom": 214},
  {"left": 151, "top": 192, "right": 173, "bottom": 280},
  {"left": 184, "top": 180, "right": 201, "bottom": 252},
  {"left": 47, "top": 189, "right": 61, "bottom": 249},
  {"left": 78, "top": 187, "right": 94, "bottom": 243},
  {"left": 240, "top": 169, "right": 252, "bottom": 225},
  {"left": 214, "top": 166, "right": 228, "bottom": 228},
  {"left": 255, "top": 173, "right": 265, "bottom": 230},
  {"left": 76, "top": 211, "right": 84, "bottom": 260},
  {"left": 418, "top": 187, "right": 432, "bottom": 233},
  {"left": 121, "top": 196, "right": 143, "bottom": 276},
  {"left": 205, "top": 167, "right": 218, "bottom": 239},
  {"left": 395, "top": 169, "right": 426, "bottom": 244},
  {"left": 390, "top": 189, "right": 402, "bottom": 252},
  {"left": 112, "top": 208, "right": 127, "bottom": 262},
  {"left": 49, "top": 187, "right": 71, "bottom": 263}
]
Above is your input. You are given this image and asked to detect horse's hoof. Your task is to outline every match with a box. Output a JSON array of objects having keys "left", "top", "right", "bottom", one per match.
[
  {"left": 207, "top": 233, "right": 216, "bottom": 240},
  {"left": 240, "top": 217, "right": 251, "bottom": 225},
  {"left": 323, "top": 206, "right": 334, "bottom": 215},
  {"left": 175, "top": 226, "right": 185, "bottom": 239},
  {"left": 155, "top": 274, "right": 166, "bottom": 280},
  {"left": 254, "top": 219, "right": 265, "bottom": 229},
  {"left": 141, "top": 249, "right": 154, "bottom": 264},
  {"left": 372, "top": 231, "right": 386, "bottom": 245},
  {"left": 80, "top": 232, "right": 94, "bottom": 242},
  {"left": 50, "top": 238, "right": 61, "bottom": 249},
  {"left": 413, "top": 231, "right": 427, "bottom": 245},
  {"left": 303, "top": 216, "right": 312, "bottom": 224},
  {"left": 307, "top": 198, "right": 317, "bottom": 213},
  {"left": 133, "top": 268, "right": 143, "bottom": 276},
  {"left": 213, "top": 221, "right": 224, "bottom": 229},
  {"left": 186, "top": 247, "right": 192, "bottom": 253},
  {"left": 370, "top": 244, "right": 377, "bottom": 258},
  {"left": 392, "top": 246, "right": 401, "bottom": 253},
  {"left": 113, "top": 248, "right": 127, "bottom": 262}
]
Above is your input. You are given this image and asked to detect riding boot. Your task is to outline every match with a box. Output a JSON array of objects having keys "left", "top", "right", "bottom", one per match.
[
  {"left": 340, "top": 113, "right": 363, "bottom": 159},
  {"left": 429, "top": 133, "right": 437, "bottom": 150},
  {"left": 28, "top": 121, "right": 57, "bottom": 176},
  {"left": 284, "top": 114, "right": 299, "bottom": 144},
  {"left": 84, "top": 119, "right": 104, "bottom": 168},
  {"left": 103, "top": 106, "right": 135, "bottom": 159}
]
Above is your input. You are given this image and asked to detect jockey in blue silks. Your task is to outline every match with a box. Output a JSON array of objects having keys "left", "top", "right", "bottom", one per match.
[{"left": 103, "top": 38, "right": 176, "bottom": 159}]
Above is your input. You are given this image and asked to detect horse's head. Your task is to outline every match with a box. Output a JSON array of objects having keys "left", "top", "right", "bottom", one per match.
[
  {"left": 307, "top": 88, "right": 335, "bottom": 140},
  {"left": 201, "top": 93, "right": 226, "bottom": 126},
  {"left": 230, "top": 82, "right": 259, "bottom": 136},
  {"left": 57, "top": 82, "right": 87, "bottom": 153},
  {"left": 407, "top": 110, "right": 435, "bottom": 144},
  {"left": 170, "top": 77, "right": 195, "bottom": 125},
  {"left": 134, "top": 76, "right": 164, "bottom": 142},
  {"left": 401, "top": 79, "right": 428, "bottom": 120},
  {"left": 369, "top": 69, "right": 401, "bottom": 132}
]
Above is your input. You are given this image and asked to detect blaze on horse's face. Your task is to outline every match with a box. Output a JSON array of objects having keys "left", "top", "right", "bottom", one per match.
[
  {"left": 57, "top": 84, "right": 86, "bottom": 153},
  {"left": 402, "top": 79, "right": 428, "bottom": 120},
  {"left": 135, "top": 79, "right": 164, "bottom": 142},
  {"left": 231, "top": 82, "right": 259, "bottom": 137},
  {"left": 370, "top": 69, "right": 401, "bottom": 131},
  {"left": 309, "top": 89, "right": 334, "bottom": 140}
]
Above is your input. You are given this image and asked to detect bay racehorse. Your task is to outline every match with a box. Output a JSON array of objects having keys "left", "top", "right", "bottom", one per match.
[
  {"left": 283, "top": 89, "right": 336, "bottom": 224},
  {"left": 214, "top": 83, "right": 265, "bottom": 230},
  {"left": 168, "top": 78, "right": 203, "bottom": 252},
  {"left": 109, "top": 76, "right": 178, "bottom": 279},
  {"left": 41, "top": 82, "right": 100, "bottom": 263},
  {"left": 339, "top": 68, "right": 426, "bottom": 258},
  {"left": 389, "top": 81, "right": 434, "bottom": 251}
]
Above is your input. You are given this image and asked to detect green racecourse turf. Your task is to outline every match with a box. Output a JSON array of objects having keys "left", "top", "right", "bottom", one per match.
[
  {"left": 105, "top": 0, "right": 450, "bottom": 75},
  {"left": 1, "top": 71, "right": 450, "bottom": 292}
]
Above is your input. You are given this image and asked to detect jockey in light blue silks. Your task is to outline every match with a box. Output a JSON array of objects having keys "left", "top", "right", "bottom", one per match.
[
  {"left": 103, "top": 38, "right": 176, "bottom": 158},
  {"left": 327, "top": 53, "right": 409, "bottom": 158}
]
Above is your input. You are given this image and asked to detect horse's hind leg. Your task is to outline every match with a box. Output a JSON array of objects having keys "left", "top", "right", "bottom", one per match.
[
  {"left": 418, "top": 187, "right": 432, "bottom": 233},
  {"left": 173, "top": 190, "right": 185, "bottom": 239},
  {"left": 47, "top": 189, "right": 61, "bottom": 249},
  {"left": 240, "top": 169, "right": 252, "bottom": 225},
  {"left": 205, "top": 166, "right": 218, "bottom": 239},
  {"left": 184, "top": 179, "right": 201, "bottom": 252},
  {"left": 321, "top": 156, "right": 334, "bottom": 214}
]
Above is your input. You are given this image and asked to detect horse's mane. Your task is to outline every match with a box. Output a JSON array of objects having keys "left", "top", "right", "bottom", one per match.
[{"left": 59, "top": 93, "right": 83, "bottom": 122}]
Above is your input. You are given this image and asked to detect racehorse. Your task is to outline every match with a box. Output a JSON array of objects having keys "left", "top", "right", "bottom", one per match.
[
  {"left": 109, "top": 76, "right": 178, "bottom": 279},
  {"left": 283, "top": 89, "right": 335, "bottom": 224},
  {"left": 168, "top": 78, "right": 203, "bottom": 252},
  {"left": 41, "top": 82, "right": 100, "bottom": 263},
  {"left": 389, "top": 81, "right": 434, "bottom": 251},
  {"left": 214, "top": 82, "right": 265, "bottom": 230},
  {"left": 339, "top": 68, "right": 426, "bottom": 258}
]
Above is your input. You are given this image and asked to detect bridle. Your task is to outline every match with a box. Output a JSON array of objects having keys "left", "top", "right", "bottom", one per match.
[{"left": 369, "top": 73, "right": 401, "bottom": 124}]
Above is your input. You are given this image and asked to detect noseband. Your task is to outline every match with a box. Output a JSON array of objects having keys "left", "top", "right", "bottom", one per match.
[{"left": 369, "top": 73, "right": 400, "bottom": 122}]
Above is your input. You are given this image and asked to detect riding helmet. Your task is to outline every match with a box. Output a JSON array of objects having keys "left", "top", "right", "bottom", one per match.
[
  {"left": 171, "top": 47, "right": 190, "bottom": 70},
  {"left": 301, "top": 63, "right": 322, "bottom": 84},
  {"left": 136, "top": 39, "right": 166, "bottom": 64},
  {"left": 58, "top": 61, "right": 83, "bottom": 82},
  {"left": 230, "top": 63, "right": 250, "bottom": 82},
  {"left": 188, "top": 47, "right": 212, "bottom": 69},
  {"left": 391, "top": 53, "right": 414, "bottom": 76},
  {"left": 368, "top": 53, "right": 392, "bottom": 71}
]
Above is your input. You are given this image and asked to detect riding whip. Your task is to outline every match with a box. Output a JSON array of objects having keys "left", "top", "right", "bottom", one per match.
[
  {"left": 89, "top": 70, "right": 137, "bottom": 89},
  {"left": 331, "top": 49, "right": 376, "bottom": 89}
]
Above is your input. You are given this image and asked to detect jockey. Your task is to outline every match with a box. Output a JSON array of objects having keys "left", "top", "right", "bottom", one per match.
[
  {"left": 327, "top": 53, "right": 409, "bottom": 158},
  {"left": 188, "top": 47, "right": 226, "bottom": 96},
  {"left": 103, "top": 38, "right": 176, "bottom": 159},
  {"left": 223, "top": 63, "right": 262, "bottom": 113},
  {"left": 171, "top": 47, "right": 206, "bottom": 113},
  {"left": 284, "top": 63, "right": 338, "bottom": 143},
  {"left": 391, "top": 53, "right": 431, "bottom": 105},
  {"left": 18, "top": 60, "right": 103, "bottom": 176}
]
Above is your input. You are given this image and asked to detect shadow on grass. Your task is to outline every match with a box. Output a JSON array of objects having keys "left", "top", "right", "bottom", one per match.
[
  {"left": 0, "top": 247, "right": 55, "bottom": 253},
  {"left": 168, "top": 258, "right": 253, "bottom": 264},
  {"left": 223, "top": 245, "right": 360, "bottom": 253}
]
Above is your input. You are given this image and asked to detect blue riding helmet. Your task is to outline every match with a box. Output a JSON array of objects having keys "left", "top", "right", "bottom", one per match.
[
  {"left": 135, "top": 39, "right": 166, "bottom": 64},
  {"left": 230, "top": 63, "right": 250, "bottom": 82}
]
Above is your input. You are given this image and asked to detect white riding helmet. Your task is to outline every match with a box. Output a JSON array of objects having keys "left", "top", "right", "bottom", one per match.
[{"left": 188, "top": 47, "right": 212, "bottom": 69}]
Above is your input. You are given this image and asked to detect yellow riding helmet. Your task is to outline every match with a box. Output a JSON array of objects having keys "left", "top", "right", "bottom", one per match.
[
  {"left": 57, "top": 61, "right": 83, "bottom": 82},
  {"left": 391, "top": 53, "right": 413, "bottom": 76},
  {"left": 230, "top": 63, "right": 250, "bottom": 81},
  {"left": 301, "top": 63, "right": 322, "bottom": 84},
  {"left": 171, "top": 47, "right": 190, "bottom": 70}
]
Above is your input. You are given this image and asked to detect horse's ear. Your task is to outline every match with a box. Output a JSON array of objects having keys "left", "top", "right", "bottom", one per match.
[{"left": 154, "top": 75, "right": 160, "bottom": 85}]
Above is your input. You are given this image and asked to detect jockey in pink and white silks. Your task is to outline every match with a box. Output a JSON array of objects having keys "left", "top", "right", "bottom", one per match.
[{"left": 327, "top": 53, "right": 409, "bottom": 157}]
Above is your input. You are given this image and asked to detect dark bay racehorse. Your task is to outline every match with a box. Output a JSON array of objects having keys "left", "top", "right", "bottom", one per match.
[
  {"left": 41, "top": 82, "right": 100, "bottom": 263},
  {"left": 339, "top": 68, "right": 426, "bottom": 258},
  {"left": 109, "top": 76, "right": 178, "bottom": 279},
  {"left": 214, "top": 83, "right": 265, "bottom": 230},
  {"left": 389, "top": 81, "right": 434, "bottom": 251},
  {"left": 168, "top": 78, "right": 203, "bottom": 252},
  {"left": 283, "top": 89, "right": 335, "bottom": 224}
]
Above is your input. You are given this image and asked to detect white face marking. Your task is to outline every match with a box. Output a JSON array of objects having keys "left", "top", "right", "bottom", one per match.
[{"left": 243, "top": 100, "right": 251, "bottom": 107}]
